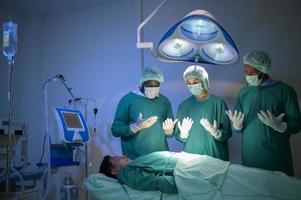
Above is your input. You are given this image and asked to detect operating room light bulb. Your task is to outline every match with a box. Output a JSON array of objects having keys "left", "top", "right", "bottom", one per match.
[
  {"left": 173, "top": 40, "right": 182, "bottom": 50},
  {"left": 201, "top": 43, "right": 236, "bottom": 63},
  {"left": 214, "top": 44, "right": 225, "bottom": 54},
  {"left": 190, "top": 19, "right": 217, "bottom": 34},
  {"left": 161, "top": 38, "right": 194, "bottom": 58}
]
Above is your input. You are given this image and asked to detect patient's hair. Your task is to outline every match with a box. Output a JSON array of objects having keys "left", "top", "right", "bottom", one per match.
[{"left": 99, "top": 155, "right": 116, "bottom": 179}]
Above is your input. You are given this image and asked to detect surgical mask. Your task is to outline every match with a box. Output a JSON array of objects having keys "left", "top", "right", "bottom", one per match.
[
  {"left": 187, "top": 83, "right": 204, "bottom": 95},
  {"left": 144, "top": 87, "right": 160, "bottom": 99},
  {"left": 245, "top": 74, "right": 262, "bottom": 86}
]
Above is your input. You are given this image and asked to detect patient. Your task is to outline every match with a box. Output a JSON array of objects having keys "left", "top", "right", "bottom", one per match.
[
  {"left": 99, "top": 151, "right": 301, "bottom": 198},
  {"left": 99, "top": 152, "right": 178, "bottom": 193}
]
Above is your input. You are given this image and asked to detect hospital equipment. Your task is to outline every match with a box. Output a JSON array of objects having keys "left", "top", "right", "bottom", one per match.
[
  {"left": 2, "top": 17, "right": 18, "bottom": 200},
  {"left": 60, "top": 174, "right": 79, "bottom": 200},
  {"left": 2, "top": 18, "right": 17, "bottom": 61},
  {"left": 55, "top": 108, "right": 89, "bottom": 143},
  {"left": 137, "top": 0, "right": 239, "bottom": 65},
  {"left": 41, "top": 74, "right": 97, "bottom": 200},
  {"left": 0, "top": 120, "right": 43, "bottom": 199}
]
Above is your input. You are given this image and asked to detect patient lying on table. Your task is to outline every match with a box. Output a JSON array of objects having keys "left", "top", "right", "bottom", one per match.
[{"left": 93, "top": 151, "right": 301, "bottom": 199}]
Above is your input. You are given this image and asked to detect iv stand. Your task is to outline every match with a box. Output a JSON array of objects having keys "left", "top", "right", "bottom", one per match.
[
  {"left": 41, "top": 74, "right": 76, "bottom": 200},
  {"left": 5, "top": 58, "right": 15, "bottom": 200},
  {"left": 42, "top": 74, "right": 90, "bottom": 200}
]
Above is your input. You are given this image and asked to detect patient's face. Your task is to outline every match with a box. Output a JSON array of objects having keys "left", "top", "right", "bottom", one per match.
[{"left": 109, "top": 156, "right": 130, "bottom": 173}]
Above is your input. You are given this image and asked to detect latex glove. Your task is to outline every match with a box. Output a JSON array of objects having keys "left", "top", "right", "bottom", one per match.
[
  {"left": 177, "top": 117, "right": 194, "bottom": 139},
  {"left": 257, "top": 110, "right": 287, "bottom": 133},
  {"left": 162, "top": 118, "right": 178, "bottom": 135},
  {"left": 225, "top": 110, "right": 245, "bottom": 130},
  {"left": 200, "top": 118, "right": 221, "bottom": 138},
  {"left": 130, "top": 113, "right": 158, "bottom": 133}
]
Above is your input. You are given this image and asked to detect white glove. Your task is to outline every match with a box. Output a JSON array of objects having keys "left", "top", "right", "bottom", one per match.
[
  {"left": 177, "top": 117, "right": 194, "bottom": 139},
  {"left": 257, "top": 110, "right": 287, "bottom": 133},
  {"left": 225, "top": 110, "right": 244, "bottom": 130},
  {"left": 162, "top": 118, "right": 178, "bottom": 135},
  {"left": 200, "top": 118, "right": 221, "bottom": 139},
  {"left": 130, "top": 113, "right": 158, "bottom": 133}
]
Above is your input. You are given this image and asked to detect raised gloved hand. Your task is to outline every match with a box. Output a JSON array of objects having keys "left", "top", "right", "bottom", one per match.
[
  {"left": 225, "top": 110, "right": 245, "bottom": 130},
  {"left": 162, "top": 118, "right": 178, "bottom": 135},
  {"left": 200, "top": 118, "right": 221, "bottom": 138},
  {"left": 130, "top": 113, "right": 158, "bottom": 133},
  {"left": 177, "top": 117, "right": 194, "bottom": 139},
  {"left": 257, "top": 110, "right": 287, "bottom": 133}
]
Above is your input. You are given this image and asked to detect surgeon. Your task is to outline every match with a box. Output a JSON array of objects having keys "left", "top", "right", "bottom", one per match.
[
  {"left": 226, "top": 50, "right": 301, "bottom": 176},
  {"left": 111, "top": 66, "right": 174, "bottom": 160},
  {"left": 175, "top": 65, "right": 232, "bottom": 161}
]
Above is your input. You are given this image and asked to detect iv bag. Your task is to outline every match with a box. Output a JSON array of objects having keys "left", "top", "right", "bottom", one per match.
[{"left": 2, "top": 19, "right": 18, "bottom": 60}]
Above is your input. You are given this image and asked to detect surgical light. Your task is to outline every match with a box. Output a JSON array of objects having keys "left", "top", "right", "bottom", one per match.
[
  {"left": 137, "top": 0, "right": 239, "bottom": 65},
  {"left": 160, "top": 39, "right": 194, "bottom": 58}
]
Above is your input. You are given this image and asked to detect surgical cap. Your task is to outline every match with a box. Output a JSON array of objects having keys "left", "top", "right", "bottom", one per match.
[
  {"left": 243, "top": 50, "right": 271, "bottom": 74},
  {"left": 139, "top": 67, "right": 164, "bottom": 85},
  {"left": 183, "top": 65, "right": 209, "bottom": 91}
]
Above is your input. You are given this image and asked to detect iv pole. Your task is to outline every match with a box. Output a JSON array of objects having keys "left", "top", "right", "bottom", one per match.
[
  {"left": 42, "top": 74, "right": 92, "bottom": 200},
  {"left": 41, "top": 74, "right": 76, "bottom": 199},
  {"left": 3, "top": 17, "right": 18, "bottom": 200},
  {"left": 5, "top": 58, "right": 15, "bottom": 200}
]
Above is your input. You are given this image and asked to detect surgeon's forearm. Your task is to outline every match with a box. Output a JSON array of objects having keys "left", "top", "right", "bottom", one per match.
[
  {"left": 214, "top": 128, "right": 232, "bottom": 141},
  {"left": 284, "top": 119, "right": 301, "bottom": 135},
  {"left": 111, "top": 122, "right": 136, "bottom": 137}
]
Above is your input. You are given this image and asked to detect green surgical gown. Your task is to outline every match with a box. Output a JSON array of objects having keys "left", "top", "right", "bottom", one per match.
[
  {"left": 234, "top": 81, "right": 301, "bottom": 176},
  {"left": 175, "top": 95, "right": 232, "bottom": 161},
  {"left": 117, "top": 151, "right": 178, "bottom": 194},
  {"left": 111, "top": 92, "right": 173, "bottom": 160}
]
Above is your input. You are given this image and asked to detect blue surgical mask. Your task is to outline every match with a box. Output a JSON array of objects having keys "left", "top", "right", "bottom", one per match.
[
  {"left": 187, "top": 83, "right": 204, "bottom": 95},
  {"left": 144, "top": 87, "right": 160, "bottom": 99},
  {"left": 245, "top": 75, "right": 262, "bottom": 86}
]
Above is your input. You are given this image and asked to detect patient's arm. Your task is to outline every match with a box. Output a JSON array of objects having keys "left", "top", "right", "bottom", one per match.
[{"left": 117, "top": 166, "right": 177, "bottom": 194}]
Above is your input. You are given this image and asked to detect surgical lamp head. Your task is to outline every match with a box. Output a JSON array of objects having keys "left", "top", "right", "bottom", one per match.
[{"left": 156, "top": 10, "right": 239, "bottom": 65}]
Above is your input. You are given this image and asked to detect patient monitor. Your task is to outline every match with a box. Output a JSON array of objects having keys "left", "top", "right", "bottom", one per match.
[{"left": 55, "top": 108, "right": 89, "bottom": 143}]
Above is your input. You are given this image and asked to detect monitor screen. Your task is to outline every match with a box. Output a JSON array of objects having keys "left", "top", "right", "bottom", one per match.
[{"left": 62, "top": 112, "right": 83, "bottom": 129}]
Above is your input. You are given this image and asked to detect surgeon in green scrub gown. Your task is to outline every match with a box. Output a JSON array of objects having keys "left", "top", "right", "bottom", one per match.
[
  {"left": 111, "top": 67, "right": 174, "bottom": 160},
  {"left": 175, "top": 65, "right": 232, "bottom": 161},
  {"left": 226, "top": 50, "right": 301, "bottom": 176}
]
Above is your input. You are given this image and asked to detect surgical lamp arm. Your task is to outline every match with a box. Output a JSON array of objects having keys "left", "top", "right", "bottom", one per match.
[{"left": 136, "top": 0, "right": 168, "bottom": 50}]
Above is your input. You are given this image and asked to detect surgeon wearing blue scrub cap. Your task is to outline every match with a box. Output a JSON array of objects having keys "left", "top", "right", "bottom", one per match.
[
  {"left": 111, "top": 66, "right": 174, "bottom": 159},
  {"left": 226, "top": 50, "right": 301, "bottom": 176}
]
